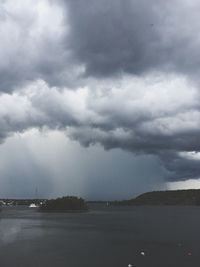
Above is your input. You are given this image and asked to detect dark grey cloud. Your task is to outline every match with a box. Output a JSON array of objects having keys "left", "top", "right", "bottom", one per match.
[
  {"left": 158, "top": 151, "right": 200, "bottom": 181},
  {"left": 66, "top": 0, "right": 162, "bottom": 76},
  {"left": 2, "top": 0, "right": 200, "bottom": 93},
  {"left": 68, "top": 126, "right": 200, "bottom": 181},
  {"left": 65, "top": 0, "right": 200, "bottom": 78}
]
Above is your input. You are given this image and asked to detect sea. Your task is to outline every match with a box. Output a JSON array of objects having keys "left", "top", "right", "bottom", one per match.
[{"left": 0, "top": 204, "right": 200, "bottom": 267}]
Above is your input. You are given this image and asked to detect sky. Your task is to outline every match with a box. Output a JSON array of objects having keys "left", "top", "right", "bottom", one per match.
[{"left": 0, "top": 0, "right": 200, "bottom": 199}]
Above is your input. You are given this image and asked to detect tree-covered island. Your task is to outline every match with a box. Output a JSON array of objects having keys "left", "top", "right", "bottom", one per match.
[{"left": 39, "top": 196, "right": 88, "bottom": 212}]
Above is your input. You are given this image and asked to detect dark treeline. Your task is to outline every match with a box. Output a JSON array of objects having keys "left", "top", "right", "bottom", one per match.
[
  {"left": 39, "top": 196, "right": 88, "bottom": 212},
  {"left": 3, "top": 189, "right": 200, "bottom": 208}
]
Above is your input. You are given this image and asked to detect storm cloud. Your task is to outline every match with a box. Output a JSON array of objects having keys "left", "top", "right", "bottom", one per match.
[
  {"left": 0, "top": 0, "right": 200, "bottom": 192},
  {"left": 0, "top": 74, "right": 199, "bottom": 181},
  {"left": 2, "top": 0, "right": 200, "bottom": 92},
  {"left": 66, "top": 0, "right": 200, "bottom": 78}
]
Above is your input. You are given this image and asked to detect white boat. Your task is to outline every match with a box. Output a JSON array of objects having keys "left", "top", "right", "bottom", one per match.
[{"left": 29, "top": 203, "right": 38, "bottom": 208}]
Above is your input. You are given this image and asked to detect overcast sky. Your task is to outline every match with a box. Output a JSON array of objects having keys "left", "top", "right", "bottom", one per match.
[{"left": 1, "top": 0, "right": 200, "bottom": 199}]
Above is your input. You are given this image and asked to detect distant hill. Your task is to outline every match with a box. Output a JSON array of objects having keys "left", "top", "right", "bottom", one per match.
[{"left": 112, "top": 189, "right": 200, "bottom": 206}]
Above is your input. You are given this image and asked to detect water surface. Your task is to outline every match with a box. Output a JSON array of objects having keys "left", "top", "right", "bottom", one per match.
[{"left": 0, "top": 205, "right": 200, "bottom": 267}]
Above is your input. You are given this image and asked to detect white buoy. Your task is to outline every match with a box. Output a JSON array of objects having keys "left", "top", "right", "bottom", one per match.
[
  {"left": 140, "top": 251, "right": 145, "bottom": 256},
  {"left": 128, "top": 264, "right": 132, "bottom": 267}
]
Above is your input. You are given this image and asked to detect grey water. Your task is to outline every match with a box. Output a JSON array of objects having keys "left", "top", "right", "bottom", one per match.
[{"left": 0, "top": 205, "right": 200, "bottom": 267}]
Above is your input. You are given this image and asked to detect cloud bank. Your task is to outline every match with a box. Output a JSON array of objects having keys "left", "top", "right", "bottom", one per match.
[{"left": 0, "top": 74, "right": 199, "bottom": 181}]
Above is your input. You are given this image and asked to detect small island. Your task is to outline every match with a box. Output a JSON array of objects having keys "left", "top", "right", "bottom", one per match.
[
  {"left": 112, "top": 189, "right": 200, "bottom": 206},
  {"left": 39, "top": 196, "right": 88, "bottom": 212}
]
